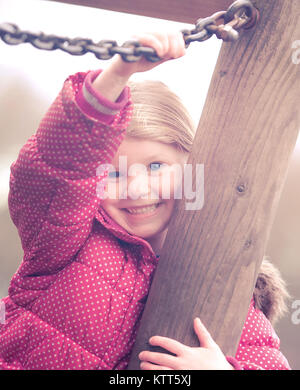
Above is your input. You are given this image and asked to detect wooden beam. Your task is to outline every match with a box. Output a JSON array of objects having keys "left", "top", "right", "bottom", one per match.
[
  {"left": 49, "top": 0, "right": 232, "bottom": 24},
  {"left": 127, "top": 0, "right": 300, "bottom": 369}
]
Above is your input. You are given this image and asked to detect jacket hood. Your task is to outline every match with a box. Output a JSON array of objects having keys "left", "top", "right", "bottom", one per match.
[{"left": 254, "top": 257, "right": 290, "bottom": 325}]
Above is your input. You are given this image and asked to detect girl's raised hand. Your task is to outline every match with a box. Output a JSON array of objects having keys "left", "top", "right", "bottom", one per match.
[
  {"left": 112, "top": 30, "right": 186, "bottom": 76},
  {"left": 138, "top": 318, "right": 235, "bottom": 370},
  {"left": 92, "top": 31, "right": 186, "bottom": 103}
]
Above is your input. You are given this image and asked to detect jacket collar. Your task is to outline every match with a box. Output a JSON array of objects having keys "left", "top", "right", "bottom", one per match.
[{"left": 96, "top": 212, "right": 288, "bottom": 325}]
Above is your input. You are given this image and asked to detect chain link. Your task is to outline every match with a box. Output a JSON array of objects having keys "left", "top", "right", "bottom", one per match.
[{"left": 0, "top": 0, "right": 258, "bottom": 62}]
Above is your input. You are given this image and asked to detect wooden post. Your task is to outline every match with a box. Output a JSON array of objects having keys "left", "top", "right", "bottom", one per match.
[
  {"left": 50, "top": 0, "right": 232, "bottom": 23},
  {"left": 127, "top": 0, "right": 300, "bottom": 369}
]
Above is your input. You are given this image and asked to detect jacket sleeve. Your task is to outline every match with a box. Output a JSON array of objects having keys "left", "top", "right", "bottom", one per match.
[
  {"left": 226, "top": 298, "right": 291, "bottom": 370},
  {"left": 8, "top": 70, "right": 132, "bottom": 294}
]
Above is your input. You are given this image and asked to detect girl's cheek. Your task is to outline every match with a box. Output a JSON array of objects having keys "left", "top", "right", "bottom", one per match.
[
  {"left": 116, "top": 180, "right": 128, "bottom": 200},
  {"left": 159, "top": 167, "right": 183, "bottom": 200},
  {"left": 102, "top": 180, "right": 123, "bottom": 200}
]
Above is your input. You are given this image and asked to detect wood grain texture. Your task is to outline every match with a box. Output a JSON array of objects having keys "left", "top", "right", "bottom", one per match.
[
  {"left": 49, "top": 0, "right": 232, "bottom": 23},
  {"left": 127, "top": 0, "right": 300, "bottom": 369}
]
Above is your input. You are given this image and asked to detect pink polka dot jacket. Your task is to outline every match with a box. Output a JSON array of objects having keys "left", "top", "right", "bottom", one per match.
[{"left": 0, "top": 70, "right": 291, "bottom": 370}]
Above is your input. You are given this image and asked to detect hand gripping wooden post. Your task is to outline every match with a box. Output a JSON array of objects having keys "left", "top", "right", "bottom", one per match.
[{"left": 127, "top": 0, "right": 300, "bottom": 369}]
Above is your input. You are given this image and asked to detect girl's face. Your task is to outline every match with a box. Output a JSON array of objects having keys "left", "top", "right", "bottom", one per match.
[{"left": 100, "top": 136, "right": 188, "bottom": 250}]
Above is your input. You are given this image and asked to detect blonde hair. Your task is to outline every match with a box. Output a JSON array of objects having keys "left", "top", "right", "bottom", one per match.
[{"left": 127, "top": 80, "right": 196, "bottom": 153}]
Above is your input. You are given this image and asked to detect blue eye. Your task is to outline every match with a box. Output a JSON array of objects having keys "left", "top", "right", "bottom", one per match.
[
  {"left": 108, "top": 171, "right": 120, "bottom": 178},
  {"left": 150, "top": 162, "right": 163, "bottom": 171}
]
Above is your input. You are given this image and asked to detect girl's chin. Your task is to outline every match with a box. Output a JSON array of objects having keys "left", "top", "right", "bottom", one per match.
[{"left": 122, "top": 219, "right": 164, "bottom": 237}]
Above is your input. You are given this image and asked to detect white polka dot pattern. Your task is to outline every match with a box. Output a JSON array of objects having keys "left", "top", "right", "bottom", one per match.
[
  {"left": 0, "top": 71, "right": 290, "bottom": 370},
  {"left": 233, "top": 298, "right": 291, "bottom": 370}
]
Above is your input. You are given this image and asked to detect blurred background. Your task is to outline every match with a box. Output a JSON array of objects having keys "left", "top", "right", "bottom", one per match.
[{"left": 0, "top": 0, "right": 299, "bottom": 369}]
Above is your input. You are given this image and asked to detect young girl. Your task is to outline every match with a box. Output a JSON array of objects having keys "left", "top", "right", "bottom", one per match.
[{"left": 0, "top": 31, "right": 291, "bottom": 370}]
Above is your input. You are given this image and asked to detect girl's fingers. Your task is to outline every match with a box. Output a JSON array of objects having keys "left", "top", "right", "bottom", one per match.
[
  {"left": 148, "top": 335, "right": 185, "bottom": 356},
  {"left": 194, "top": 317, "right": 216, "bottom": 349},
  {"left": 131, "top": 33, "right": 167, "bottom": 58},
  {"left": 140, "top": 361, "right": 173, "bottom": 370},
  {"left": 132, "top": 31, "right": 185, "bottom": 59},
  {"left": 167, "top": 31, "right": 186, "bottom": 58},
  {"left": 138, "top": 350, "right": 178, "bottom": 368}
]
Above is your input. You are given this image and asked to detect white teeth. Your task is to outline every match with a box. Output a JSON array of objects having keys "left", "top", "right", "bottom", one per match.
[{"left": 126, "top": 204, "right": 159, "bottom": 215}]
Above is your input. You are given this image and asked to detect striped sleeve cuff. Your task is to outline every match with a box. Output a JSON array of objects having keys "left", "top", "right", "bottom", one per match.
[{"left": 75, "top": 69, "right": 130, "bottom": 123}]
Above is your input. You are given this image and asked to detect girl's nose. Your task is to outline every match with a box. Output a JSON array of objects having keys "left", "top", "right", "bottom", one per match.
[
  {"left": 127, "top": 173, "right": 159, "bottom": 200},
  {"left": 128, "top": 172, "right": 150, "bottom": 200}
]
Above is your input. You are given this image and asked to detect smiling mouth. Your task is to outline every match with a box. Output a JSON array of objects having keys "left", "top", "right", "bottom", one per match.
[{"left": 123, "top": 203, "right": 162, "bottom": 215}]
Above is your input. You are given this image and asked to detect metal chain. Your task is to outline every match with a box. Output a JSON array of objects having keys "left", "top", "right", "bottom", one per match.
[{"left": 0, "top": 0, "right": 258, "bottom": 62}]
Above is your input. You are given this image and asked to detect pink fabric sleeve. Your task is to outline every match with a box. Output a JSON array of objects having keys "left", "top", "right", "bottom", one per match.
[
  {"left": 226, "top": 356, "right": 244, "bottom": 370},
  {"left": 8, "top": 70, "right": 132, "bottom": 307},
  {"left": 75, "top": 69, "right": 130, "bottom": 124},
  {"left": 230, "top": 299, "right": 291, "bottom": 370}
]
